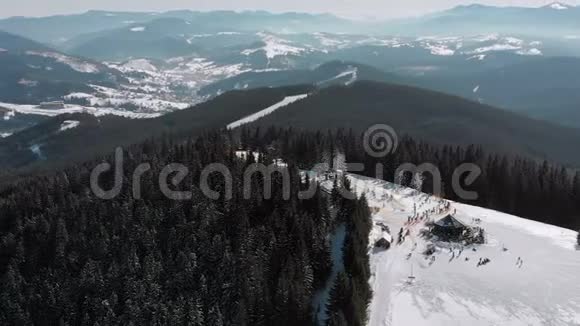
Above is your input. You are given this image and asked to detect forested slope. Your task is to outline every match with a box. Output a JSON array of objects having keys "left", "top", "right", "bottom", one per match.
[{"left": 252, "top": 81, "right": 580, "bottom": 167}]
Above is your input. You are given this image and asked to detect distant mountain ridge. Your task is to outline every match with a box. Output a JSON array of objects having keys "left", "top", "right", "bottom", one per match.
[
  {"left": 0, "top": 85, "right": 312, "bottom": 171},
  {"left": 0, "top": 10, "right": 353, "bottom": 46},
  {"left": 5, "top": 5, "right": 580, "bottom": 46},
  {"left": 385, "top": 2, "right": 580, "bottom": 36},
  {"left": 3, "top": 82, "right": 580, "bottom": 174},
  {"left": 0, "top": 31, "right": 124, "bottom": 105},
  {"left": 250, "top": 81, "right": 580, "bottom": 166}
]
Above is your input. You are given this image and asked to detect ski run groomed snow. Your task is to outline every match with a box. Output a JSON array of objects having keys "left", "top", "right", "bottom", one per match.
[
  {"left": 226, "top": 94, "right": 308, "bottom": 130},
  {"left": 315, "top": 173, "right": 580, "bottom": 326}
]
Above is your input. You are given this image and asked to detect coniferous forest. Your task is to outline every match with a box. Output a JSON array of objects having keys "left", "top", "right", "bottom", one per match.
[
  {"left": 0, "top": 130, "right": 372, "bottom": 326},
  {"left": 1, "top": 125, "right": 580, "bottom": 326},
  {"left": 241, "top": 126, "right": 580, "bottom": 230}
]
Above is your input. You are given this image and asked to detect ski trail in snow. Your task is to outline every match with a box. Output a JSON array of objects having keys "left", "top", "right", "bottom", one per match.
[
  {"left": 226, "top": 94, "right": 307, "bottom": 130},
  {"left": 317, "top": 67, "right": 358, "bottom": 86}
]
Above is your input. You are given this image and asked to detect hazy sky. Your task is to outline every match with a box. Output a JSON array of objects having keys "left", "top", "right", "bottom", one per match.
[{"left": 3, "top": 0, "right": 580, "bottom": 19}]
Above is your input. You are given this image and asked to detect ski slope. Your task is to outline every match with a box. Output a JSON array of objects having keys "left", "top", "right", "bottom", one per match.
[
  {"left": 226, "top": 94, "right": 307, "bottom": 130},
  {"left": 324, "top": 174, "right": 580, "bottom": 326}
]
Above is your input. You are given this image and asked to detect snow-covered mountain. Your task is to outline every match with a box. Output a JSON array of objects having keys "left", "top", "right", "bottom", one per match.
[
  {"left": 543, "top": 2, "right": 575, "bottom": 10},
  {"left": 320, "top": 173, "right": 580, "bottom": 325},
  {"left": 0, "top": 11, "right": 352, "bottom": 47},
  {"left": 4, "top": 9, "right": 580, "bottom": 135},
  {"left": 386, "top": 2, "right": 580, "bottom": 37}
]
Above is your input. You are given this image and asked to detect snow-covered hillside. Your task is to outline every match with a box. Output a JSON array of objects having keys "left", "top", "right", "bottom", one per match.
[
  {"left": 324, "top": 174, "right": 580, "bottom": 326},
  {"left": 0, "top": 102, "right": 162, "bottom": 119}
]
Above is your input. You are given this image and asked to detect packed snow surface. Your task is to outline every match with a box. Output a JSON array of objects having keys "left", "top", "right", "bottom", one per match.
[
  {"left": 318, "top": 173, "right": 580, "bottom": 326},
  {"left": 59, "top": 120, "right": 80, "bottom": 132},
  {"left": 226, "top": 94, "right": 308, "bottom": 129}
]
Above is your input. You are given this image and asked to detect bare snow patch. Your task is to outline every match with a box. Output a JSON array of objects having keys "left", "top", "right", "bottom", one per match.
[
  {"left": 467, "top": 54, "right": 486, "bottom": 61},
  {"left": 517, "top": 48, "right": 543, "bottom": 56},
  {"left": 468, "top": 44, "right": 522, "bottom": 54},
  {"left": 474, "top": 34, "right": 500, "bottom": 42},
  {"left": 424, "top": 43, "right": 455, "bottom": 56},
  {"left": 18, "top": 79, "right": 38, "bottom": 87},
  {"left": 548, "top": 2, "right": 570, "bottom": 10},
  {"left": 242, "top": 32, "right": 309, "bottom": 59},
  {"left": 59, "top": 120, "right": 80, "bottom": 132},
  {"left": 3, "top": 110, "right": 15, "bottom": 121}
]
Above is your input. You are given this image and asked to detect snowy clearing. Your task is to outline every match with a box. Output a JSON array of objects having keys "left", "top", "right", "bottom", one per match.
[
  {"left": 121, "top": 59, "right": 158, "bottom": 72},
  {"left": 226, "top": 94, "right": 308, "bottom": 129},
  {"left": 316, "top": 173, "right": 580, "bottom": 326},
  {"left": 242, "top": 32, "right": 310, "bottom": 59}
]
